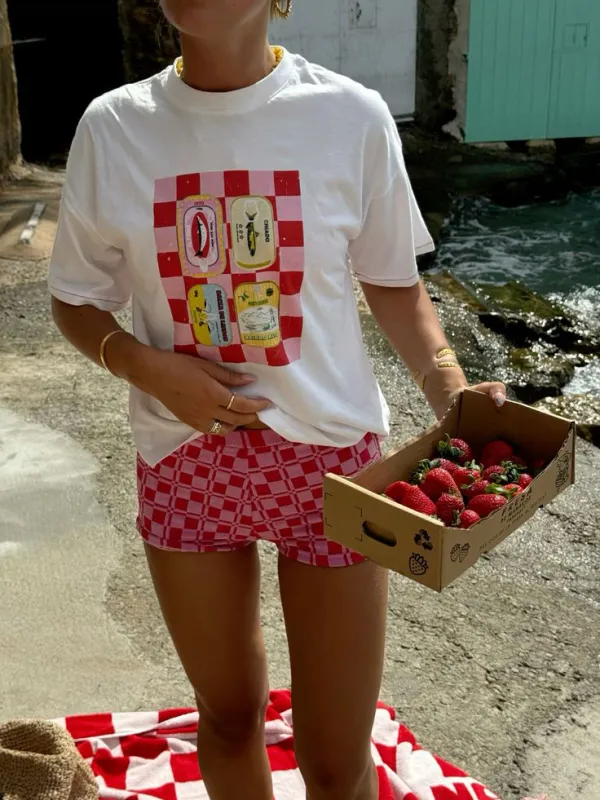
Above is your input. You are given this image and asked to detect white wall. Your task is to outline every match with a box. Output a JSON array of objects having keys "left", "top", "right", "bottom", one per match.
[{"left": 270, "top": 0, "right": 418, "bottom": 118}]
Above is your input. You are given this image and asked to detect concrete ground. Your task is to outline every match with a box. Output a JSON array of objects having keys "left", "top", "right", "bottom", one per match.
[{"left": 1, "top": 173, "right": 599, "bottom": 800}]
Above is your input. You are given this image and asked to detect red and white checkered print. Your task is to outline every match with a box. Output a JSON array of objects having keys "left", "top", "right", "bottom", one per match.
[
  {"left": 137, "top": 430, "right": 380, "bottom": 567},
  {"left": 153, "top": 170, "right": 304, "bottom": 367},
  {"left": 55, "top": 690, "right": 510, "bottom": 799}
]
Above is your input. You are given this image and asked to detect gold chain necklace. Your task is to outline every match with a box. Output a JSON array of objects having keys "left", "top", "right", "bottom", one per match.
[{"left": 175, "top": 46, "right": 284, "bottom": 79}]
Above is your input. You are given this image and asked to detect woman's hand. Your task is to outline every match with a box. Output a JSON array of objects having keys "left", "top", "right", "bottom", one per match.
[
  {"left": 128, "top": 346, "right": 271, "bottom": 436},
  {"left": 423, "top": 366, "right": 507, "bottom": 421}
]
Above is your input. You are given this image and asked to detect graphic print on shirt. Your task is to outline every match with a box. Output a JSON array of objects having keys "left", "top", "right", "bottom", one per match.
[{"left": 154, "top": 170, "right": 304, "bottom": 367}]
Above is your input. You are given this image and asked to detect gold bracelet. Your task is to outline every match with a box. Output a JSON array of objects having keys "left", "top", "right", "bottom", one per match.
[
  {"left": 436, "top": 348, "right": 456, "bottom": 360},
  {"left": 99, "top": 330, "right": 126, "bottom": 374}
]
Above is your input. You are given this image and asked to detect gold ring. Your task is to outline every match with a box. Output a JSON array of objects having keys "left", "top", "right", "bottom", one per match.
[
  {"left": 226, "top": 394, "right": 236, "bottom": 412},
  {"left": 209, "top": 420, "right": 222, "bottom": 436}
]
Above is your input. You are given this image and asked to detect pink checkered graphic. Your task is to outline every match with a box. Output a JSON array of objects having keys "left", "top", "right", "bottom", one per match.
[
  {"left": 137, "top": 431, "right": 381, "bottom": 567},
  {"left": 153, "top": 170, "right": 305, "bottom": 367}
]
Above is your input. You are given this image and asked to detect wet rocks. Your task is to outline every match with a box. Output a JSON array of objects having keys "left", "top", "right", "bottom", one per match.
[
  {"left": 424, "top": 272, "right": 581, "bottom": 405},
  {"left": 535, "top": 395, "right": 600, "bottom": 448},
  {"left": 471, "top": 280, "right": 600, "bottom": 356}
]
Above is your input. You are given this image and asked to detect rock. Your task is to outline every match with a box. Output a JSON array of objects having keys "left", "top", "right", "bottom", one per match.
[
  {"left": 473, "top": 281, "right": 600, "bottom": 356},
  {"left": 425, "top": 272, "right": 578, "bottom": 404},
  {"left": 503, "top": 346, "right": 575, "bottom": 405},
  {"left": 535, "top": 395, "right": 600, "bottom": 448}
]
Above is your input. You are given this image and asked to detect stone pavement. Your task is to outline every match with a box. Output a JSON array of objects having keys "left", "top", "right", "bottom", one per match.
[{"left": 1, "top": 198, "right": 599, "bottom": 799}]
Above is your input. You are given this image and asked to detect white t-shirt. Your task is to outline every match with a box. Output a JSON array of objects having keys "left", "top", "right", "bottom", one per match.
[{"left": 49, "top": 49, "right": 434, "bottom": 467}]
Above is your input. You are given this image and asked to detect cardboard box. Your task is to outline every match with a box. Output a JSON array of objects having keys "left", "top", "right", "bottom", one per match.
[{"left": 324, "top": 389, "right": 576, "bottom": 591}]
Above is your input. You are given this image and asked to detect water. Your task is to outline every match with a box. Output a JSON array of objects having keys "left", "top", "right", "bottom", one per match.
[{"left": 436, "top": 190, "right": 600, "bottom": 394}]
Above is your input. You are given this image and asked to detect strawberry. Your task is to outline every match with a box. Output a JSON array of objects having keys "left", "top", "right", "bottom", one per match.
[
  {"left": 532, "top": 459, "right": 547, "bottom": 476},
  {"left": 420, "top": 468, "right": 460, "bottom": 502},
  {"left": 436, "top": 492, "right": 464, "bottom": 526},
  {"left": 467, "top": 493, "right": 507, "bottom": 518},
  {"left": 503, "top": 483, "right": 524, "bottom": 496},
  {"left": 518, "top": 473, "right": 533, "bottom": 490},
  {"left": 508, "top": 455, "right": 528, "bottom": 469},
  {"left": 432, "top": 458, "right": 463, "bottom": 477},
  {"left": 384, "top": 482, "right": 437, "bottom": 516},
  {"left": 461, "top": 479, "right": 490, "bottom": 501},
  {"left": 481, "top": 440, "right": 514, "bottom": 469},
  {"left": 458, "top": 509, "right": 481, "bottom": 529},
  {"left": 412, "top": 458, "right": 460, "bottom": 483},
  {"left": 452, "top": 461, "right": 481, "bottom": 487},
  {"left": 437, "top": 434, "right": 474, "bottom": 465},
  {"left": 482, "top": 465, "right": 507, "bottom": 483}
]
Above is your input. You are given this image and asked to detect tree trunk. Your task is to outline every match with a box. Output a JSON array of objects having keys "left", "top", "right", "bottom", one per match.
[
  {"left": 118, "top": 0, "right": 179, "bottom": 83},
  {"left": 0, "top": 0, "right": 21, "bottom": 178}
]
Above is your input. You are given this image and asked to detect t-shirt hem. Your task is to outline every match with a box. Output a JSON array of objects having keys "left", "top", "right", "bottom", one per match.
[
  {"left": 49, "top": 282, "right": 130, "bottom": 312},
  {"left": 415, "top": 240, "right": 436, "bottom": 255},
  {"left": 354, "top": 271, "right": 420, "bottom": 287}
]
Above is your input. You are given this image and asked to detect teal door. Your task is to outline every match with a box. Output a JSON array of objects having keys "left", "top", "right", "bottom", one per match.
[
  {"left": 548, "top": 0, "right": 600, "bottom": 138},
  {"left": 466, "top": 0, "right": 600, "bottom": 142}
]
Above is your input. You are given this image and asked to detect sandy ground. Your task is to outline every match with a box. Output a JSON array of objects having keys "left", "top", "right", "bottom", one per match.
[{"left": 1, "top": 170, "right": 599, "bottom": 800}]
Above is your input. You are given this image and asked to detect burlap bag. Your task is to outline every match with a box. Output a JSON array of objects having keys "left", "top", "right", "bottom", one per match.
[{"left": 0, "top": 719, "right": 98, "bottom": 800}]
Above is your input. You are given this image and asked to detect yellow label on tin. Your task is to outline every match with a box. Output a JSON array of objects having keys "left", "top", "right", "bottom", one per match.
[
  {"left": 230, "top": 196, "right": 276, "bottom": 270},
  {"left": 234, "top": 282, "right": 280, "bottom": 348}
]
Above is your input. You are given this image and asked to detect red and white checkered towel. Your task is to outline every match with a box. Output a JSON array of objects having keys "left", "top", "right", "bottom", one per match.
[{"left": 54, "top": 690, "right": 546, "bottom": 800}]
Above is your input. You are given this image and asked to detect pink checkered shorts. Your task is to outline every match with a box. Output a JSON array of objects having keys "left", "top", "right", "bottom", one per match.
[{"left": 137, "top": 430, "right": 381, "bottom": 567}]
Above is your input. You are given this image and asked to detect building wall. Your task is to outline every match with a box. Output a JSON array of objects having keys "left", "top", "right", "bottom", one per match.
[
  {"left": 270, "top": 0, "right": 420, "bottom": 118},
  {"left": 0, "top": 0, "right": 20, "bottom": 178}
]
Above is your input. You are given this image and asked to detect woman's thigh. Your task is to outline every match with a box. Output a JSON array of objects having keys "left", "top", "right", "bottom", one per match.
[
  {"left": 144, "top": 542, "right": 269, "bottom": 728},
  {"left": 278, "top": 556, "right": 388, "bottom": 783}
]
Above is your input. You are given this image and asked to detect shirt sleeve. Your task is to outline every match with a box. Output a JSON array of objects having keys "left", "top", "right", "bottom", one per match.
[
  {"left": 48, "top": 108, "right": 131, "bottom": 311},
  {"left": 348, "top": 101, "right": 434, "bottom": 287}
]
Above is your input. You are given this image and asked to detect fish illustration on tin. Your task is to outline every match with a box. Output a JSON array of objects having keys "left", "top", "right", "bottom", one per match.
[{"left": 231, "top": 196, "right": 276, "bottom": 269}]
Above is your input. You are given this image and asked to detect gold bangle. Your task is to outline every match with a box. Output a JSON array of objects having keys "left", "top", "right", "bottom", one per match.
[
  {"left": 99, "top": 330, "right": 126, "bottom": 374},
  {"left": 436, "top": 348, "right": 456, "bottom": 360}
]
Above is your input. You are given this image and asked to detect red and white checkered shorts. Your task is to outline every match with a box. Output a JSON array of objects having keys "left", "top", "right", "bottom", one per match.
[{"left": 137, "top": 430, "right": 381, "bottom": 567}]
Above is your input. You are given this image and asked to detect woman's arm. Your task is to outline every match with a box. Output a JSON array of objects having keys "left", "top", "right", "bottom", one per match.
[
  {"left": 51, "top": 297, "right": 271, "bottom": 434},
  {"left": 360, "top": 281, "right": 506, "bottom": 419}
]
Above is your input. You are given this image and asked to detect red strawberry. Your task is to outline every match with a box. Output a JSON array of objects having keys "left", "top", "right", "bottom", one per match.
[
  {"left": 420, "top": 468, "right": 460, "bottom": 502},
  {"left": 508, "top": 455, "right": 528, "bottom": 469},
  {"left": 467, "top": 493, "right": 507, "bottom": 518},
  {"left": 458, "top": 509, "right": 481, "bottom": 529},
  {"left": 436, "top": 492, "right": 464, "bottom": 526},
  {"left": 384, "top": 482, "right": 437, "bottom": 516},
  {"left": 503, "top": 483, "right": 524, "bottom": 496},
  {"left": 453, "top": 461, "right": 481, "bottom": 487},
  {"left": 482, "top": 465, "right": 507, "bottom": 483},
  {"left": 518, "top": 473, "right": 533, "bottom": 490},
  {"left": 481, "top": 440, "right": 514, "bottom": 468},
  {"left": 432, "top": 458, "right": 463, "bottom": 477},
  {"left": 532, "top": 459, "right": 547, "bottom": 476},
  {"left": 437, "top": 434, "right": 474, "bottom": 465},
  {"left": 461, "top": 479, "right": 490, "bottom": 501}
]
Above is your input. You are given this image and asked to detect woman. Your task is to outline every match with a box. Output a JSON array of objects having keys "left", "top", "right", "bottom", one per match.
[{"left": 49, "top": 1, "right": 506, "bottom": 798}]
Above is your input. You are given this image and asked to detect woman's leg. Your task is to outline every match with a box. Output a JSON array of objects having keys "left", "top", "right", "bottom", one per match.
[
  {"left": 279, "top": 556, "right": 388, "bottom": 800},
  {"left": 144, "top": 542, "right": 272, "bottom": 800}
]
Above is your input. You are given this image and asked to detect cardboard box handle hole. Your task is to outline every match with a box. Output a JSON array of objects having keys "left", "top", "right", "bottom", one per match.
[{"left": 362, "top": 522, "right": 397, "bottom": 548}]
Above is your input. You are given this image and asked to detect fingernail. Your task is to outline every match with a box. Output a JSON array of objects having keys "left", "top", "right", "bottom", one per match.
[{"left": 494, "top": 392, "right": 506, "bottom": 407}]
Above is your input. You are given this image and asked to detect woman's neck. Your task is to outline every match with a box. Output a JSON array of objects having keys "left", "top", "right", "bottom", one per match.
[{"left": 179, "top": 33, "right": 276, "bottom": 92}]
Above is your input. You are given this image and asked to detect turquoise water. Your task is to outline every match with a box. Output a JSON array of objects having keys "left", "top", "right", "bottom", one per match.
[{"left": 436, "top": 190, "right": 600, "bottom": 394}]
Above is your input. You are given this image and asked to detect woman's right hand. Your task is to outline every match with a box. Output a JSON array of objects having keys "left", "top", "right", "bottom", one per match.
[{"left": 127, "top": 345, "right": 271, "bottom": 436}]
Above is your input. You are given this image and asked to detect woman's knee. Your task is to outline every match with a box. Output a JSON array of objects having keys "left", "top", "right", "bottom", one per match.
[
  {"left": 196, "top": 692, "right": 268, "bottom": 749},
  {"left": 296, "top": 745, "right": 374, "bottom": 799}
]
